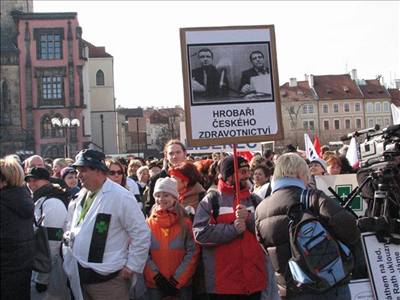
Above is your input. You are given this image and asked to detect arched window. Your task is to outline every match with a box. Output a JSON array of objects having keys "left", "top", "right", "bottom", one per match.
[
  {"left": 375, "top": 102, "right": 381, "bottom": 112},
  {"left": 96, "top": 70, "right": 104, "bottom": 86},
  {"left": 0, "top": 80, "right": 11, "bottom": 125}
]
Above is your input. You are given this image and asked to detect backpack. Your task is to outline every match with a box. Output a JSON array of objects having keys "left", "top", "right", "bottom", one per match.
[
  {"left": 208, "top": 190, "right": 259, "bottom": 220},
  {"left": 287, "top": 189, "right": 354, "bottom": 294}
]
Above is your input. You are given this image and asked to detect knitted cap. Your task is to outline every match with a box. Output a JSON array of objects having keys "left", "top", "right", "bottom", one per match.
[
  {"left": 219, "top": 156, "right": 249, "bottom": 181},
  {"left": 153, "top": 177, "right": 179, "bottom": 199},
  {"left": 310, "top": 157, "right": 327, "bottom": 172}
]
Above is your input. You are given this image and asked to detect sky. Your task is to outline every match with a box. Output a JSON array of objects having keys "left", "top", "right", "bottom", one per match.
[{"left": 33, "top": 1, "right": 399, "bottom": 109}]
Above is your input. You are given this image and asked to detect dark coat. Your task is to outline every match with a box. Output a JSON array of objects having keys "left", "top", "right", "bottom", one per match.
[
  {"left": 192, "top": 66, "right": 229, "bottom": 97},
  {"left": 255, "top": 186, "right": 360, "bottom": 297},
  {"left": 0, "top": 186, "right": 34, "bottom": 273},
  {"left": 239, "top": 67, "right": 270, "bottom": 92}
]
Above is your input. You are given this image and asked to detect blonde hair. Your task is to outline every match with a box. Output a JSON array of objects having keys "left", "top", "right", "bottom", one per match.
[
  {"left": 136, "top": 165, "right": 149, "bottom": 177},
  {"left": 0, "top": 155, "right": 25, "bottom": 187},
  {"left": 273, "top": 153, "right": 310, "bottom": 182}
]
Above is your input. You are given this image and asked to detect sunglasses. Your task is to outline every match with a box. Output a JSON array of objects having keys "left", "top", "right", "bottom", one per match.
[{"left": 109, "top": 170, "right": 123, "bottom": 176}]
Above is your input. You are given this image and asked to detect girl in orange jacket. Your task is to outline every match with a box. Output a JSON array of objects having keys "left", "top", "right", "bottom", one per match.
[{"left": 144, "top": 177, "right": 200, "bottom": 300}]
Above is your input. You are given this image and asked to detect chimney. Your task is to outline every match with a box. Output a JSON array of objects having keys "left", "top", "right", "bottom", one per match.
[
  {"left": 289, "top": 78, "right": 297, "bottom": 87},
  {"left": 308, "top": 74, "right": 314, "bottom": 88},
  {"left": 350, "top": 69, "right": 357, "bottom": 81}
]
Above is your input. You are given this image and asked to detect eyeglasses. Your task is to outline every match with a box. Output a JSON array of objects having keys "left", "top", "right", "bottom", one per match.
[{"left": 109, "top": 170, "right": 123, "bottom": 176}]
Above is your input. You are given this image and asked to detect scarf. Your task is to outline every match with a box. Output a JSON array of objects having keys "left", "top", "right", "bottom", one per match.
[
  {"left": 151, "top": 209, "right": 178, "bottom": 229},
  {"left": 271, "top": 177, "right": 306, "bottom": 194},
  {"left": 218, "top": 179, "right": 251, "bottom": 200}
]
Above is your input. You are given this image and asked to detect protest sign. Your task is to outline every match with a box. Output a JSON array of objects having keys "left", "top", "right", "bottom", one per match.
[
  {"left": 361, "top": 232, "right": 400, "bottom": 300},
  {"left": 315, "top": 174, "right": 367, "bottom": 217},
  {"left": 180, "top": 25, "right": 283, "bottom": 146}
]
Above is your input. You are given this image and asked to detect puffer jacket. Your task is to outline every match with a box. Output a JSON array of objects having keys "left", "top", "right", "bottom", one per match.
[
  {"left": 0, "top": 186, "right": 34, "bottom": 273},
  {"left": 144, "top": 209, "right": 200, "bottom": 289},
  {"left": 255, "top": 185, "right": 360, "bottom": 297},
  {"left": 193, "top": 180, "right": 267, "bottom": 295}
]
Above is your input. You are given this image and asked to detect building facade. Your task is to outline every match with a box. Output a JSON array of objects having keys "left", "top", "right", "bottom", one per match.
[
  {"left": 0, "top": 0, "right": 34, "bottom": 157},
  {"left": 86, "top": 41, "right": 118, "bottom": 154},
  {"left": 13, "top": 10, "right": 90, "bottom": 158}
]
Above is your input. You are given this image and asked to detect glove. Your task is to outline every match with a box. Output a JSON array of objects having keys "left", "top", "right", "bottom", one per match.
[
  {"left": 35, "top": 283, "right": 48, "bottom": 293},
  {"left": 153, "top": 273, "right": 179, "bottom": 296}
]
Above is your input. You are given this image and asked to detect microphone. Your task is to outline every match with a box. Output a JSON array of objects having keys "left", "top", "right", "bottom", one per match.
[{"left": 340, "top": 124, "right": 380, "bottom": 141}]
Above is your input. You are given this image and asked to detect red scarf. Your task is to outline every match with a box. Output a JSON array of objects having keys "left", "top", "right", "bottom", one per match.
[{"left": 217, "top": 179, "right": 251, "bottom": 202}]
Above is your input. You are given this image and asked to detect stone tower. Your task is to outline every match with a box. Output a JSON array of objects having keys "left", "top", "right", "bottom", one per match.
[{"left": 0, "top": 0, "right": 34, "bottom": 157}]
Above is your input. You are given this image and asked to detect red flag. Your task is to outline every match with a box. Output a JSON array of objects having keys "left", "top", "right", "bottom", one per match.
[{"left": 313, "top": 135, "right": 321, "bottom": 157}]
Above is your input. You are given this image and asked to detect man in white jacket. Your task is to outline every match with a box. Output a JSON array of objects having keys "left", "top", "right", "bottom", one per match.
[{"left": 63, "top": 149, "right": 150, "bottom": 300}]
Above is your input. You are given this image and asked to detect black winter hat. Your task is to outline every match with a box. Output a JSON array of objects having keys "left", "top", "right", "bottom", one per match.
[
  {"left": 219, "top": 156, "right": 249, "bottom": 181},
  {"left": 72, "top": 149, "right": 108, "bottom": 172},
  {"left": 25, "top": 167, "right": 50, "bottom": 181}
]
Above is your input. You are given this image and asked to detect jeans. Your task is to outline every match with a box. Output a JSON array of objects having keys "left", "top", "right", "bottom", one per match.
[{"left": 285, "top": 284, "right": 351, "bottom": 300}]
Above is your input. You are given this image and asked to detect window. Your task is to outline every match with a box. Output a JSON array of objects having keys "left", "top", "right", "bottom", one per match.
[
  {"left": 375, "top": 102, "right": 381, "bottom": 112},
  {"left": 324, "top": 120, "right": 329, "bottom": 130},
  {"left": 385, "top": 118, "right": 390, "bottom": 126},
  {"left": 41, "top": 115, "right": 64, "bottom": 138},
  {"left": 366, "top": 103, "right": 373, "bottom": 113},
  {"left": 368, "top": 118, "right": 374, "bottom": 128},
  {"left": 333, "top": 104, "right": 339, "bottom": 113},
  {"left": 0, "top": 80, "right": 11, "bottom": 125},
  {"left": 96, "top": 70, "right": 105, "bottom": 86},
  {"left": 344, "top": 103, "right": 350, "bottom": 112},
  {"left": 377, "top": 118, "right": 383, "bottom": 127},
  {"left": 345, "top": 119, "right": 351, "bottom": 129},
  {"left": 323, "top": 104, "right": 328, "bottom": 113},
  {"left": 383, "top": 102, "right": 390, "bottom": 112},
  {"left": 356, "top": 118, "right": 362, "bottom": 129},
  {"left": 41, "top": 76, "right": 63, "bottom": 100},
  {"left": 302, "top": 104, "right": 314, "bottom": 114},
  {"left": 289, "top": 106, "right": 295, "bottom": 114},
  {"left": 303, "top": 120, "right": 315, "bottom": 130},
  {"left": 334, "top": 119, "right": 340, "bottom": 130},
  {"left": 355, "top": 103, "right": 361, "bottom": 112}
]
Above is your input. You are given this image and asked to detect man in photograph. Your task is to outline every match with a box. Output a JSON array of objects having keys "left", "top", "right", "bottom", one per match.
[
  {"left": 239, "top": 50, "right": 271, "bottom": 96},
  {"left": 191, "top": 48, "right": 229, "bottom": 99}
]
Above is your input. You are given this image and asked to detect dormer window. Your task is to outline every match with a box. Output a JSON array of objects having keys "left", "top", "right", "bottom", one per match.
[
  {"left": 343, "top": 86, "right": 350, "bottom": 93},
  {"left": 326, "top": 89, "right": 332, "bottom": 94}
]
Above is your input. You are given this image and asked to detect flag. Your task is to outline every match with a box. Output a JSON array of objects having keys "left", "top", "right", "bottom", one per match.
[
  {"left": 346, "top": 137, "right": 360, "bottom": 169},
  {"left": 391, "top": 104, "right": 400, "bottom": 125},
  {"left": 313, "top": 135, "right": 321, "bottom": 157},
  {"left": 237, "top": 151, "right": 254, "bottom": 162},
  {"left": 304, "top": 134, "right": 319, "bottom": 161}
]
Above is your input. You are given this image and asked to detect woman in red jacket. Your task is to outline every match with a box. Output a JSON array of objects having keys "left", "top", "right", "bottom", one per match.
[{"left": 144, "top": 177, "right": 200, "bottom": 300}]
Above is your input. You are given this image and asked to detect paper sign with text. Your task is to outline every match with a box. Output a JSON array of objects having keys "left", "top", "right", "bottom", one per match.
[
  {"left": 361, "top": 232, "right": 400, "bottom": 300},
  {"left": 349, "top": 279, "right": 374, "bottom": 300}
]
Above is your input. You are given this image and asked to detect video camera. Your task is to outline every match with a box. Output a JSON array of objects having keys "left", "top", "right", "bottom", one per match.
[{"left": 340, "top": 124, "right": 400, "bottom": 243}]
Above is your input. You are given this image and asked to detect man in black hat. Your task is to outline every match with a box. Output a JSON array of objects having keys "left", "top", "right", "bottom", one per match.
[
  {"left": 192, "top": 156, "right": 267, "bottom": 299},
  {"left": 25, "top": 167, "right": 69, "bottom": 298},
  {"left": 63, "top": 149, "right": 150, "bottom": 300}
]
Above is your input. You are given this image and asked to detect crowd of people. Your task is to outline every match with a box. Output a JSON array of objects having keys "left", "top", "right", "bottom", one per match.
[{"left": 1, "top": 139, "right": 370, "bottom": 300}]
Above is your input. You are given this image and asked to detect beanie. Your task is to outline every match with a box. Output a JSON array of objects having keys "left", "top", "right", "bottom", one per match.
[
  {"left": 219, "top": 156, "right": 249, "bottom": 181},
  {"left": 310, "top": 157, "right": 327, "bottom": 172},
  {"left": 153, "top": 177, "right": 179, "bottom": 199}
]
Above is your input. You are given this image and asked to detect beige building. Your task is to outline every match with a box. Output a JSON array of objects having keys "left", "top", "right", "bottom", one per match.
[
  {"left": 86, "top": 41, "right": 118, "bottom": 154},
  {"left": 280, "top": 70, "right": 394, "bottom": 149}
]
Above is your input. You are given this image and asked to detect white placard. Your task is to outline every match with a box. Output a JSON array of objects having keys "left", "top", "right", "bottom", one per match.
[
  {"left": 315, "top": 174, "right": 368, "bottom": 217},
  {"left": 361, "top": 232, "right": 400, "bottom": 300},
  {"left": 349, "top": 279, "right": 374, "bottom": 300}
]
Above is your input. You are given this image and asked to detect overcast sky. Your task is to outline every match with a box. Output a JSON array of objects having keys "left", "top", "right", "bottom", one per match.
[{"left": 34, "top": 1, "right": 399, "bottom": 109}]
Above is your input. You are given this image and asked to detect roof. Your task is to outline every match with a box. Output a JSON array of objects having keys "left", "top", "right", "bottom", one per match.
[
  {"left": 312, "top": 74, "right": 364, "bottom": 100},
  {"left": 388, "top": 88, "right": 400, "bottom": 107},
  {"left": 84, "top": 40, "right": 112, "bottom": 58},
  {"left": 358, "top": 79, "right": 391, "bottom": 99},
  {"left": 117, "top": 107, "right": 143, "bottom": 118},
  {"left": 280, "top": 80, "right": 315, "bottom": 102}
]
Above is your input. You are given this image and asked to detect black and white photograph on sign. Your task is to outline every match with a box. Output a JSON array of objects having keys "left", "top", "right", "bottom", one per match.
[{"left": 188, "top": 42, "right": 274, "bottom": 105}]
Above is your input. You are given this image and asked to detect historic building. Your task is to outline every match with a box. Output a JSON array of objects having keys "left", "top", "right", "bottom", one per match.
[
  {"left": 12, "top": 9, "right": 91, "bottom": 158},
  {"left": 0, "top": 0, "right": 34, "bottom": 157},
  {"left": 86, "top": 41, "right": 118, "bottom": 154}
]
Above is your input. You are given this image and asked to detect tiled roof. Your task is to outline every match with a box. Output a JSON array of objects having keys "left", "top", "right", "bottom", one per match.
[
  {"left": 280, "top": 80, "right": 315, "bottom": 102},
  {"left": 358, "top": 79, "right": 391, "bottom": 99},
  {"left": 84, "top": 40, "right": 112, "bottom": 58},
  {"left": 117, "top": 107, "right": 143, "bottom": 118},
  {"left": 388, "top": 88, "right": 400, "bottom": 106},
  {"left": 312, "top": 74, "right": 364, "bottom": 100}
]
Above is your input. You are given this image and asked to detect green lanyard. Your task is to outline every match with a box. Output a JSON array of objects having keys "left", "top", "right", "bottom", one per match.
[{"left": 78, "top": 191, "right": 97, "bottom": 225}]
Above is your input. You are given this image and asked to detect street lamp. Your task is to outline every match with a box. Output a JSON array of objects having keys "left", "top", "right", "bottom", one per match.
[{"left": 51, "top": 117, "right": 80, "bottom": 158}]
